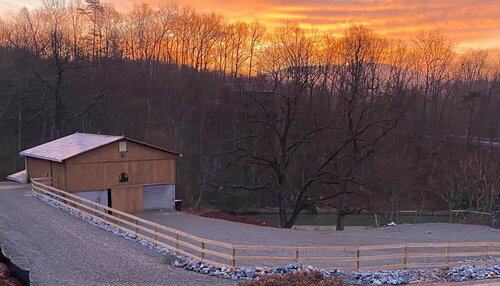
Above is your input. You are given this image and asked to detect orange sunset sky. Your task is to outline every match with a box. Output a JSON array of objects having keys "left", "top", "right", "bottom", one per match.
[{"left": 1, "top": 0, "right": 500, "bottom": 55}]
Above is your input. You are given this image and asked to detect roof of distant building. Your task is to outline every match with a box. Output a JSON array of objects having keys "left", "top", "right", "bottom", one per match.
[{"left": 20, "top": 132, "right": 180, "bottom": 162}]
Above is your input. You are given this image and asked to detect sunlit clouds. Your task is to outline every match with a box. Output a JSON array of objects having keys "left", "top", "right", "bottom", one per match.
[
  {"left": 0, "top": 0, "right": 39, "bottom": 14},
  {"left": 2, "top": 0, "right": 500, "bottom": 53}
]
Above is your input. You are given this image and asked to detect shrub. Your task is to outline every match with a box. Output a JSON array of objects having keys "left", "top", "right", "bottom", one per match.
[{"left": 237, "top": 270, "right": 345, "bottom": 286}]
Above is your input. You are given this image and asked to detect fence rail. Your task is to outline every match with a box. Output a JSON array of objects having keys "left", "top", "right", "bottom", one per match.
[{"left": 31, "top": 179, "right": 500, "bottom": 271}]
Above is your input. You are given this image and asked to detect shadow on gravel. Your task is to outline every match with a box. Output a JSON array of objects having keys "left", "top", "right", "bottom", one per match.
[{"left": 1, "top": 247, "right": 30, "bottom": 285}]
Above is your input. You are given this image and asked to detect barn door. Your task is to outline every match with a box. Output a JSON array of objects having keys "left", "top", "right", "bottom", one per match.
[
  {"left": 143, "top": 184, "right": 175, "bottom": 210},
  {"left": 111, "top": 187, "right": 143, "bottom": 213}
]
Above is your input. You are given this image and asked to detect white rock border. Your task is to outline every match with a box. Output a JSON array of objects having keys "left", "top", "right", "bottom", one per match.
[{"left": 29, "top": 190, "right": 500, "bottom": 285}]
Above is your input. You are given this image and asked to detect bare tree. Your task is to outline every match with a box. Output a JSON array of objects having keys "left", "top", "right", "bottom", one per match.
[
  {"left": 226, "top": 26, "right": 406, "bottom": 228},
  {"left": 0, "top": 1, "right": 499, "bottom": 220},
  {"left": 247, "top": 21, "right": 265, "bottom": 79},
  {"left": 439, "top": 155, "right": 500, "bottom": 214}
]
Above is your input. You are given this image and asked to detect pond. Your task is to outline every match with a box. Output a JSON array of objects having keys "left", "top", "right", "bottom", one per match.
[{"left": 247, "top": 213, "right": 450, "bottom": 227}]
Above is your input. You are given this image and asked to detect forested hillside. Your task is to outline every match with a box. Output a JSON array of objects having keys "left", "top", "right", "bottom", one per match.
[{"left": 0, "top": 0, "right": 498, "bottom": 228}]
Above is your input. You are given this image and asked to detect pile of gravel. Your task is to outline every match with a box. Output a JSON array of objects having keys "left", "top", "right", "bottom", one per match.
[
  {"left": 345, "top": 270, "right": 416, "bottom": 285},
  {"left": 447, "top": 264, "right": 500, "bottom": 282},
  {"left": 31, "top": 191, "right": 500, "bottom": 285},
  {"left": 171, "top": 257, "right": 499, "bottom": 285},
  {"left": 171, "top": 259, "right": 326, "bottom": 281}
]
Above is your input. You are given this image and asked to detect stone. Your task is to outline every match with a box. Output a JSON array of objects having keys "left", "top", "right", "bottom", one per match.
[
  {"left": 242, "top": 268, "right": 255, "bottom": 279},
  {"left": 188, "top": 261, "right": 197, "bottom": 269},
  {"left": 211, "top": 270, "right": 221, "bottom": 276},
  {"left": 254, "top": 267, "right": 265, "bottom": 273},
  {"left": 450, "top": 273, "right": 464, "bottom": 282},
  {"left": 172, "top": 261, "right": 182, "bottom": 267}
]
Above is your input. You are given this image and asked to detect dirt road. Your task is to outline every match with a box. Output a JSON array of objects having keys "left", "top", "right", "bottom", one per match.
[{"left": 0, "top": 183, "right": 232, "bottom": 286}]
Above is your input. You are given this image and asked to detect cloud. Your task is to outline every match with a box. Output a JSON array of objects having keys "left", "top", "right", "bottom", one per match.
[
  {"left": 110, "top": 0, "right": 500, "bottom": 45},
  {"left": 0, "top": 0, "right": 38, "bottom": 14},
  {"left": 1, "top": 0, "right": 499, "bottom": 53}
]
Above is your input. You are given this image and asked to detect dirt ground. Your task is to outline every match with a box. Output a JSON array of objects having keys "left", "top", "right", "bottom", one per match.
[
  {"left": 137, "top": 210, "right": 499, "bottom": 268},
  {"left": 137, "top": 210, "right": 499, "bottom": 247},
  {"left": 190, "top": 210, "right": 279, "bottom": 227}
]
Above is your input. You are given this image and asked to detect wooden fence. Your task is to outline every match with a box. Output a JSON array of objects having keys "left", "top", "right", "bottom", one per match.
[
  {"left": 451, "top": 210, "right": 497, "bottom": 228},
  {"left": 31, "top": 178, "right": 500, "bottom": 271}
]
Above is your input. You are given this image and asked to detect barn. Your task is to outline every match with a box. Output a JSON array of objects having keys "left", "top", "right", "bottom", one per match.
[{"left": 18, "top": 132, "right": 180, "bottom": 213}]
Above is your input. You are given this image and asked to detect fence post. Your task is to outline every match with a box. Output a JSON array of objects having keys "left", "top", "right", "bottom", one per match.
[
  {"left": 153, "top": 226, "right": 157, "bottom": 247},
  {"left": 201, "top": 242, "right": 205, "bottom": 260},
  {"left": 95, "top": 204, "right": 100, "bottom": 219},
  {"left": 232, "top": 248, "right": 236, "bottom": 268},
  {"left": 75, "top": 196, "right": 81, "bottom": 216},
  {"left": 445, "top": 246, "right": 450, "bottom": 266},
  {"left": 483, "top": 245, "right": 489, "bottom": 264},
  {"left": 403, "top": 246, "right": 408, "bottom": 269},
  {"left": 175, "top": 234, "right": 180, "bottom": 254},
  {"left": 79, "top": 197, "right": 83, "bottom": 217},
  {"left": 134, "top": 219, "right": 138, "bottom": 234},
  {"left": 356, "top": 249, "right": 360, "bottom": 270},
  {"left": 295, "top": 249, "right": 299, "bottom": 263}
]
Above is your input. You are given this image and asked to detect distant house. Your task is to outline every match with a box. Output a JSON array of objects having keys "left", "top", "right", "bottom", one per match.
[{"left": 18, "top": 132, "right": 180, "bottom": 213}]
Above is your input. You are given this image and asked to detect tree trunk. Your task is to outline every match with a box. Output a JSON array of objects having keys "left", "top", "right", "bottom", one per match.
[
  {"left": 51, "top": 97, "right": 63, "bottom": 140},
  {"left": 336, "top": 210, "right": 346, "bottom": 231},
  {"left": 17, "top": 93, "right": 22, "bottom": 152},
  {"left": 285, "top": 208, "right": 300, "bottom": 228},
  {"left": 278, "top": 193, "right": 287, "bottom": 228}
]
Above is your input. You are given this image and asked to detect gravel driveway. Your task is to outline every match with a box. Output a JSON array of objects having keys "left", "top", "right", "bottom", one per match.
[
  {"left": 0, "top": 183, "right": 232, "bottom": 286},
  {"left": 137, "top": 211, "right": 499, "bottom": 246},
  {"left": 137, "top": 210, "right": 499, "bottom": 268}
]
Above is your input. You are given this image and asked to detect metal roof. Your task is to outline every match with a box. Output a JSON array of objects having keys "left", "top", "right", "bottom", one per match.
[
  {"left": 20, "top": 133, "right": 181, "bottom": 162},
  {"left": 20, "top": 133, "right": 124, "bottom": 162},
  {"left": 7, "top": 169, "right": 28, "bottom": 183}
]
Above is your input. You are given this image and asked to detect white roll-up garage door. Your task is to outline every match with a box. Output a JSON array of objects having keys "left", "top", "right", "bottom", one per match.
[
  {"left": 74, "top": 190, "right": 108, "bottom": 206},
  {"left": 143, "top": 184, "right": 175, "bottom": 210}
]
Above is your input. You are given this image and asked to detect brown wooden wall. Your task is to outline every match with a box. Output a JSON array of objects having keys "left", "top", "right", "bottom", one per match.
[
  {"left": 111, "top": 187, "right": 143, "bottom": 213},
  {"left": 26, "top": 157, "right": 51, "bottom": 178},
  {"left": 52, "top": 162, "right": 66, "bottom": 190},
  {"left": 64, "top": 139, "right": 176, "bottom": 192},
  {"left": 26, "top": 157, "right": 66, "bottom": 190}
]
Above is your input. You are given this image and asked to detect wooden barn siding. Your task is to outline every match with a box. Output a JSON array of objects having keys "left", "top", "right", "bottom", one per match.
[
  {"left": 111, "top": 187, "right": 143, "bottom": 213},
  {"left": 26, "top": 157, "right": 51, "bottom": 179},
  {"left": 68, "top": 139, "right": 176, "bottom": 163},
  {"left": 26, "top": 157, "right": 66, "bottom": 189},
  {"left": 51, "top": 162, "right": 66, "bottom": 190},
  {"left": 65, "top": 140, "right": 176, "bottom": 193}
]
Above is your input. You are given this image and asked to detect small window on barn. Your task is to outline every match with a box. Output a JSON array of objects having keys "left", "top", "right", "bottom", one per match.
[
  {"left": 119, "top": 172, "right": 129, "bottom": 183},
  {"left": 119, "top": 141, "right": 127, "bottom": 152}
]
